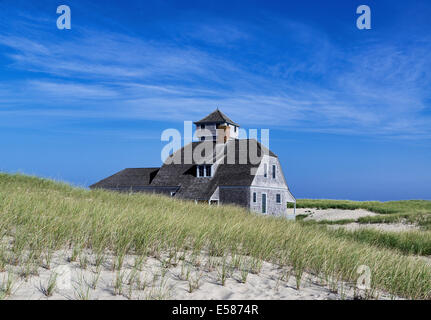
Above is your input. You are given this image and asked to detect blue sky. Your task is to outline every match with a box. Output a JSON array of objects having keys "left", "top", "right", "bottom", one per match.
[{"left": 0, "top": 0, "right": 430, "bottom": 200}]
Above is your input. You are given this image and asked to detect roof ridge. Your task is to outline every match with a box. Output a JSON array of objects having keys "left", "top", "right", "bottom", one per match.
[{"left": 194, "top": 109, "right": 239, "bottom": 127}]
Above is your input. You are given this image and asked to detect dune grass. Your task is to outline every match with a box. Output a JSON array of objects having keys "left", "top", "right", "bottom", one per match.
[
  {"left": 290, "top": 199, "right": 431, "bottom": 215},
  {"left": 293, "top": 199, "right": 431, "bottom": 256},
  {"left": 291, "top": 199, "right": 431, "bottom": 230},
  {"left": 325, "top": 228, "right": 431, "bottom": 256},
  {"left": 357, "top": 214, "right": 431, "bottom": 230},
  {"left": 1, "top": 173, "right": 431, "bottom": 299}
]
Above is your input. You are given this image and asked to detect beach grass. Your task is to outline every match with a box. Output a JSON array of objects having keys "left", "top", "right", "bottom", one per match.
[
  {"left": 1, "top": 173, "right": 431, "bottom": 299},
  {"left": 325, "top": 227, "right": 431, "bottom": 256},
  {"left": 289, "top": 199, "right": 431, "bottom": 215},
  {"left": 291, "top": 199, "right": 431, "bottom": 229},
  {"left": 293, "top": 199, "right": 431, "bottom": 257}
]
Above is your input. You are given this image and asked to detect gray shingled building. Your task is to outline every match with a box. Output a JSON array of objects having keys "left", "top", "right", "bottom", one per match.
[{"left": 90, "top": 109, "right": 296, "bottom": 217}]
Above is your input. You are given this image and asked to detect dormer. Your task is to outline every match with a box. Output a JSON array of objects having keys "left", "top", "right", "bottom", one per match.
[{"left": 194, "top": 109, "right": 240, "bottom": 143}]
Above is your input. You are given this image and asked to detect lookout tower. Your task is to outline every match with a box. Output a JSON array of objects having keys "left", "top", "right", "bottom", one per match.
[{"left": 193, "top": 109, "right": 240, "bottom": 143}]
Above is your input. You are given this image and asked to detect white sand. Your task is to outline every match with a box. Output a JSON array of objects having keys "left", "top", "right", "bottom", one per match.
[
  {"left": 328, "top": 223, "right": 420, "bottom": 232},
  {"left": 1, "top": 250, "right": 397, "bottom": 300},
  {"left": 290, "top": 208, "right": 419, "bottom": 232},
  {"left": 292, "top": 208, "right": 378, "bottom": 221}
]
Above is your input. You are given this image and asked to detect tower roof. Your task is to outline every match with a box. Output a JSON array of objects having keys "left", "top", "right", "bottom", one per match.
[{"left": 194, "top": 109, "right": 240, "bottom": 127}]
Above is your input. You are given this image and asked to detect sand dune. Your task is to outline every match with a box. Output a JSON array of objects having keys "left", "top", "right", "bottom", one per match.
[
  {"left": 297, "top": 208, "right": 377, "bottom": 221},
  {"left": 2, "top": 250, "right": 397, "bottom": 300}
]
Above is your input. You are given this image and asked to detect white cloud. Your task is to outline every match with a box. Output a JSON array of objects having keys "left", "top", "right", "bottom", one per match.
[{"left": 0, "top": 15, "right": 430, "bottom": 139}]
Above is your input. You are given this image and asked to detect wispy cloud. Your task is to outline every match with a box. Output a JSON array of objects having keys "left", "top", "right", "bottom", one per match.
[{"left": 0, "top": 6, "right": 430, "bottom": 140}]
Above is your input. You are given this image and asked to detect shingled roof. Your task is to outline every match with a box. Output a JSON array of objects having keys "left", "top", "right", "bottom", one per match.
[
  {"left": 89, "top": 168, "right": 160, "bottom": 190},
  {"left": 90, "top": 139, "right": 277, "bottom": 200},
  {"left": 194, "top": 109, "right": 240, "bottom": 127}
]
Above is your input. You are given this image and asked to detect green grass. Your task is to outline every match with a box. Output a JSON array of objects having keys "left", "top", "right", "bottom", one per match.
[
  {"left": 293, "top": 199, "right": 431, "bottom": 256},
  {"left": 290, "top": 199, "right": 431, "bottom": 215},
  {"left": 327, "top": 228, "right": 431, "bottom": 256},
  {"left": 1, "top": 173, "right": 431, "bottom": 299},
  {"left": 358, "top": 214, "right": 431, "bottom": 230},
  {"left": 291, "top": 199, "right": 431, "bottom": 229},
  {"left": 301, "top": 219, "right": 357, "bottom": 225}
]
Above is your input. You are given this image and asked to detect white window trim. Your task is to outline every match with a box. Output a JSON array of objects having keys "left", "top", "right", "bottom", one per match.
[
  {"left": 261, "top": 192, "right": 267, "bottom": 214},
  {"left": 197, "top": 165, "right": 212, "bottom": 178},
  {"left": 276, "top": 193, "right": 281, "bottom": 204}
]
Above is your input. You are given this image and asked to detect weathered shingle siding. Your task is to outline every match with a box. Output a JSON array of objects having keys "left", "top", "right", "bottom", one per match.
[
  {"left": 249, "top": 187, "right": 289, "bottom": 216},
  {"left": 251, "top": 156, "right": 287, "bottom": 188},
  {"left": 248, "top": 156, "right": 294, "bottom": 216},
  {"left": 219, "top": 186, "right": 250, "bottom": 207}
]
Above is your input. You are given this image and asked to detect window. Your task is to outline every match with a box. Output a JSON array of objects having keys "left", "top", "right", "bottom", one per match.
[
  {"left": 264, "top": 163, "right": 267, "bottom": 178},
  {"left": 272, "top": 165, "right": 276, "bottom": 179},
  {"left": 197, "top": 165, "right": 212, "bottom": 177},
  {"left": 199, "top": 166, "right": 205, "bottom": 177},
  {"left": 276, "top": 194, "right": 281, "bottom": 204},
  {"left": 205, "top": 165, "right": 212, "bottom": 177},
  {"left": 200, "top": 136, "right": 206, "bottom": 141},
  {"left": 201, "top": 124, "right": 205, "bottom": 129},
  {"left": 253, "top": 192, "right": 257, "bottom": 203},
  {"left": 234, "top": 126, "right": 237, "bottom": 132}
]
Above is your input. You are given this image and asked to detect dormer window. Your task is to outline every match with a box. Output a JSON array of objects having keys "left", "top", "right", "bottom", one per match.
[
  {"left": 205, "top": 165, "right": 212, "bottom": 177},
  {"left": 197, "top": 165, "right": 212, "bottom": 177},
  {"left": 198, "top": 165, "right": 205, "bottom": 177}
]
